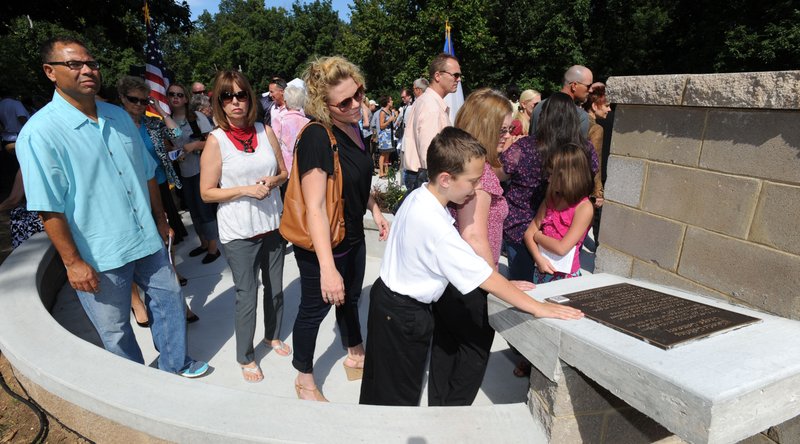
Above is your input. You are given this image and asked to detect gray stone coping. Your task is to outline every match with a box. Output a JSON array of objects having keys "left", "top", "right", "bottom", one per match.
[
  {"left": 606, "top": 71, "right": 800, "bottom": 109},
  {"left": 0, "top": 232, "right": 537, "bottom": 443},
  {"left": 488, "top": 273, "right": 800, "bottom": 444}
]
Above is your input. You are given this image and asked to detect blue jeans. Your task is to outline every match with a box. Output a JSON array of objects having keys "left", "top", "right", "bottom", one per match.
[
  {"left": 404, "top": 169, "right": 428, "bottom": 192},
  {"left": 506, "top": 241, "right": 536, "bottom": 282},
  {"left": 76, "top": 247, "right": 190, "bottom": 373}
]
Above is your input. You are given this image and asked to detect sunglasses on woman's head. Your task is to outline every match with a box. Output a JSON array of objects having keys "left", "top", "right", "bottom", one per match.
[
  {"left": 219, "top": 91, "right": 249, "bottom": 103},
  {"left": 329, "top": 86, "right": 364, "bottom": 112},
  {"left": 167, "top": 91, "right": 185, "bottom": 98}
]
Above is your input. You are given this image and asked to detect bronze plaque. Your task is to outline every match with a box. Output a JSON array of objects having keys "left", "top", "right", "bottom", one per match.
[{"left": 548, "top": 283, "right": 760, "bottom": 349}]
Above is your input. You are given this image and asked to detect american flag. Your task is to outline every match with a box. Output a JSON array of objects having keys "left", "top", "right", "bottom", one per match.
[{"left": 144, "top": 1, "right": 170, "bottom": 115}]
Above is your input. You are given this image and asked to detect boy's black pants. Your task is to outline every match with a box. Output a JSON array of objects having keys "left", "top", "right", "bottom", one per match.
[{"left": 360, "top": 277, "right": 433, "bottom": 406}]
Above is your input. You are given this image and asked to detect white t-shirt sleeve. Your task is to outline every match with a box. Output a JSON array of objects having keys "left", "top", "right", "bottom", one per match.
[{"left": 433, "top": 228, "right": 493, "bottom": 295}]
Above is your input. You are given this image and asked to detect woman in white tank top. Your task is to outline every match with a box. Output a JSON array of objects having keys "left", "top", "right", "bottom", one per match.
[{"left": 199, "top": 70, "right": 289, "bottom": 383}]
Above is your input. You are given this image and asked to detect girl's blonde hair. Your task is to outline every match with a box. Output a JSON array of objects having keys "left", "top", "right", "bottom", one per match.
[
  {"left": 545, "top": 143, "right": 594, "bottom": 206},
  {"left": 303, "top": 56, "right": 366, "bottom": 127},
  {"left": 453, "top": 88, "right": 512, "bottom": 168}
]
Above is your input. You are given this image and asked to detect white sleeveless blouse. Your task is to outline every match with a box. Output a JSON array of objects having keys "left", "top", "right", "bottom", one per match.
[{"left": 213, "top": 123, "right": 283, "bottom": 243}]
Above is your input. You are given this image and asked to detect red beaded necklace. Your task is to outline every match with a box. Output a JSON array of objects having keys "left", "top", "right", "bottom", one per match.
[{"left": 225, "top": 124, "right": 259, "bottom": 153}]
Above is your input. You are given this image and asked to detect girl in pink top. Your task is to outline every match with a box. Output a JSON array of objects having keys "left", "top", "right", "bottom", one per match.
[{"left": 524, "top": 142, "right": 595, "bottom": 284}]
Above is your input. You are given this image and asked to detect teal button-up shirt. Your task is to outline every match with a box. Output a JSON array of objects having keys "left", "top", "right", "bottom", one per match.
[{"left": 16, "top": 92, "right": 163, "bottom": 272}]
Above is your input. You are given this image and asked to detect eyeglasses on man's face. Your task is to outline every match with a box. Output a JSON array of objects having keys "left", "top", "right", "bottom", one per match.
[
  {"left": 573, "top": 81, "right": 592, "bottom": 90},
  {"left": 439, "top": 70, "right": 462, "bottom": 80},
  {"left": 47, "top": 60, "right": 100, "bottom": 70},
  {"left": 192, "top": 89, "right": 206, "bottom": 95},
  {"left": 328, "top": 86, "right": 365, "bottom": 112}
]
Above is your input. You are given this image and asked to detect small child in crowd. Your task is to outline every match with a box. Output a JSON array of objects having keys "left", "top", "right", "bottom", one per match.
[
  {"left": 524, "top": 142, "right": 594, "bottom": 284},
  {"left": 359, "top": 127, "right": 583, "bottom": 407}
]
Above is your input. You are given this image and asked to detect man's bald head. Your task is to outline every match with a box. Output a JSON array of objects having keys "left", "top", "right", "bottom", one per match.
[{"left": 561, "top": 65, "right": 593, "bottom": 103}]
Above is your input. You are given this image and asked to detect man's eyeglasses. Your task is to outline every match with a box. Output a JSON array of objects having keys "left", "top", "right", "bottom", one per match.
[
  {"left": 439, "top": 71, "right": 463, "bottom": 80},
  {"left": 47, "top": 60, "right": 100, "bottom": 70},
  {"left": 192, "top": 90, "right": 206, "bottom": 95},
  {"left": 220, "top": 91, "right": 249, "bottom": 103},
  {"left": 573, "top": 81, "right": 592, "bottom": 89},
  {"left": 124, "top": 95, "right": 150, "bottom": 106},
  {"left": 328, "top": 86, "right": 364, "bottom": 112},
  {"left": 499, "top": 126, "right": 514, "bottom": 135},
  {"left": 167, "top": 91, "right": 185, "bottom": 98}
]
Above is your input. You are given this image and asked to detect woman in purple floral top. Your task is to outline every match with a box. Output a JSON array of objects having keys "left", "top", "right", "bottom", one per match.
[{"left": 498, "top": 92, "right": 599, "bottom": 282}]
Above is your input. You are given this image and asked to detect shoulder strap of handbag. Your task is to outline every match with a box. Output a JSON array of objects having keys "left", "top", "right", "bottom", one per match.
[{"left": 294, "top": 121, "right": 338, "bottom": 158}]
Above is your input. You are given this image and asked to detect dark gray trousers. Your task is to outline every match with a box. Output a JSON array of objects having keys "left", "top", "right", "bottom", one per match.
[{"left": 222, "top": 230, "right": 285, "bottom": 365}]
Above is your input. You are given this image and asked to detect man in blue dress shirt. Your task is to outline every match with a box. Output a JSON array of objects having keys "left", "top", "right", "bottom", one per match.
[{"left": 16, "top": 36, "right": 208, "bottom": 377}]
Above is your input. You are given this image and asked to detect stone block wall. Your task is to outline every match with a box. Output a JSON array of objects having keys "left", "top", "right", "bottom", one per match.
[
  {"left": 528, "top": 361, "right": 684, "bottom": 444},
  {"left": 598, "top": 71, "right": 800, "bottom": 442}
]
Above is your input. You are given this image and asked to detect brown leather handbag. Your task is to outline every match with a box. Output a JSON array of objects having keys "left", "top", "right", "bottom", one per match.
[{"left": 279, "top": 122, "right": 346, "bottom": 251}]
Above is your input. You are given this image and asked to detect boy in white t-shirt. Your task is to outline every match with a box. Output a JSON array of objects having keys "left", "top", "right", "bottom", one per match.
[{"left": 359, "top": 127, "right": 584, "bottom": 406}]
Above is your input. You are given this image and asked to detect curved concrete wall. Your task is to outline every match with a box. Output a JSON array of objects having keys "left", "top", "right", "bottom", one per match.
[{"left": 0, "top": 233, "right": 536, "bottom": 443}]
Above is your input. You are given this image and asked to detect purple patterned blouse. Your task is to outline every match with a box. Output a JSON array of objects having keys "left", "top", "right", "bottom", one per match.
[
  {"left": 450, "top": 162, "right": 509, "bottom": 267},
  {"left": 500, "top": 135, "right": 599, "bottom": 244}
]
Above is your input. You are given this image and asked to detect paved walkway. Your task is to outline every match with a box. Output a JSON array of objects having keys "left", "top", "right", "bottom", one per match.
[
  {"left": 50, "top": 212, "right": 546, "bottom": 406},
  {"left": 48, "top": 168, "right": 598, "bottom": 413}
]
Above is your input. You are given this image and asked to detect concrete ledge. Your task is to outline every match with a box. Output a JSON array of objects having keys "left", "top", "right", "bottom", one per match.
[
  {"left": 0, "top": 232, "right": 537, "bottom": 443},
  {"left": 488, "top": 274, "right": 800, "bottom": 444},
  {"left": 607, "top": 71, "right": 800, "bottom": 110}
]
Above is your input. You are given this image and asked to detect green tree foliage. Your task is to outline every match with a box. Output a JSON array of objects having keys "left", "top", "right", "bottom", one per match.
[
  {"left": 2, "top": 0, "right": 797, "bottom": 104},
  {"left": 0, "top": 0, "right": 190, "bottom": 99},
  {"left": 165, "top": 0, "right": 342, "bottom": 92}
]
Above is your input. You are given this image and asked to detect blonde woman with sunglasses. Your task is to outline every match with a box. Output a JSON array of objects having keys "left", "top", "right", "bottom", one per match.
[{"left": 290, "top": 56, "right": 390, "bottom": 401}]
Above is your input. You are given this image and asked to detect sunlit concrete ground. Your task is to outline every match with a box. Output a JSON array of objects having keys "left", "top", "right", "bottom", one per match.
[{"left": 50, "top": 173, "right": 596, "bottom": 409}]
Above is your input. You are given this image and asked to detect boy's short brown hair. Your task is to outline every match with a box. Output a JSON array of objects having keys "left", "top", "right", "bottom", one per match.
[{"left": 426, "top": 127, "right": 486, "bottom": 182}]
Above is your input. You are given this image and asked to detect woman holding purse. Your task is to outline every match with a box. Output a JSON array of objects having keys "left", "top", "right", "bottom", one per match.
[
  {"left": 199, "top": 70, "right": 289, "bottom": 382},
  {"left": 290, "top": 56, "right": 389, "bottom": 401}
]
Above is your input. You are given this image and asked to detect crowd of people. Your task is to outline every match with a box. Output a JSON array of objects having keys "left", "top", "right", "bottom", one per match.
[{"left": 2, "top": 34, "right": 616, "bottom": 407}]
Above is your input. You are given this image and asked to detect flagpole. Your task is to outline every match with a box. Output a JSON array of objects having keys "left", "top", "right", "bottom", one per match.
[
  {"left": 442, "top": 20, "right": 464, "bottom": 124},
  {"left": 144, "top": 0, "right": 171, "bottom": 116}
]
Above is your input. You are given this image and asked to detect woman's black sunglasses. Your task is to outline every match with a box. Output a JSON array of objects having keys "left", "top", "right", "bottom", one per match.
[
  {"left": 124, "top": 95, "right": 150, "bottom": 106},
  {"left": 219, "top": 91, "right": 249, "bottom": 103}
]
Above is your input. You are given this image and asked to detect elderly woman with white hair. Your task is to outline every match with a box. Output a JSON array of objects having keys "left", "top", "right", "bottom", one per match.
[{"left": 275, "top": 85, "right": 310, "bottom": 179}]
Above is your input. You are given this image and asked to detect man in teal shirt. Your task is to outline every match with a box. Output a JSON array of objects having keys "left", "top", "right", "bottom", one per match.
[{"left": 16, "top": 36, "right": 207, "bottom": 377}]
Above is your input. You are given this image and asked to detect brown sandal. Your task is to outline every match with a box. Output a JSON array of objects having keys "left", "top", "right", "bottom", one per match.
[
  {"left": 295, "top": 383, "right": 328, "bottom": 402},
  {"left": 343, "top": 356, "right": 364, "bottom": 381}
]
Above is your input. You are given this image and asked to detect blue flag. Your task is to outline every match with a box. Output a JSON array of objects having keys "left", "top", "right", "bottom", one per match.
[{"left": 442, "top": 21, "right": 464, "bottom": 124}]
